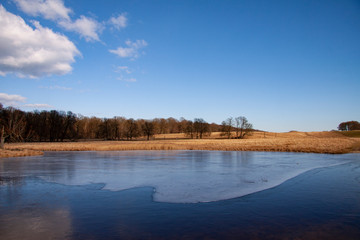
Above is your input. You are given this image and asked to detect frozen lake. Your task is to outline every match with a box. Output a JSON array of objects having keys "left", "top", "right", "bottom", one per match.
[
  {"left": 0, "top": 151, "right": 357, "bottom": 203},
  {"left": 1, "top": 151, "right": 360, "bottom": 239}
]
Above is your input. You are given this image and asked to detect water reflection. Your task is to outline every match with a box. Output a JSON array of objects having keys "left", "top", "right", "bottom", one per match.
[
  {"left": 0, "top": 176, "right": 23, "bottom": 186},
  {"left": 0, "top": 151, "right": 358, "bottom": 203},
  {"left": 1, "top": 152, "right": 360, "bottom": 239},
  {"left": 0, "top": 208, "right": 72, "bottom": 239}
]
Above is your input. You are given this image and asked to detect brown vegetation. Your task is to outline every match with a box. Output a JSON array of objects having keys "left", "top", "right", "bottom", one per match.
[
  {"left": 338, "top": 130, "right": 360, "bottom": 138},
  {"left": 0, "top": 148, "right": 43, "bottom": 158},
  {"left": 1, "top": 131, "right": 360, "bottom": 158}
]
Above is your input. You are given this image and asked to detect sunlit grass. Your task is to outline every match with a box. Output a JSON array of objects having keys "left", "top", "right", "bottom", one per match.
[
  {"left": 0, "top": 149, "right": 44, "bottom": 158},
  {"left": 338, "top": 130, "right": 360, "bottom": 138},
  {"left": 2, "top": 131, "right": 360, "bottom": 158}
]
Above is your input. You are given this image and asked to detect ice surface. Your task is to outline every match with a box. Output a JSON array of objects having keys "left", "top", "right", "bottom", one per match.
[{"left": 1, "top": 151, "right": 357, "bottom": 203}]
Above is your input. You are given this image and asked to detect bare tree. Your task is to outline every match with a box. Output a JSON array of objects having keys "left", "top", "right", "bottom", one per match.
[
  {"left": 221, "top": 117, "right": 233, "bottom": 139},
  {"left": 38, "top": 111, "right": 50, "bottom": 141},
  {"left": 125, "top": 118, "right": 140, "bottom": 140},
  {"left": 235, "top": 116, "right": 253, "bottom": 139},
  {"left": 60, "top": 111, "right": 77, "bottom": 141},
  {"left": 159, "top": 118, "right": 168, "bottom": 134},
  {"left": 178, "top": 117, "right": 188, "bottom": 133},
  {"left": 0, "top": 103, "right": 232, "bottom": 143},
  {"left": 114, "top": 117, "right": 126, "bottom": 140},
  {"left": 0, "top": 103, "right": 3, "bottom": 149},
  {"left": 0, "top": 107, "right": 26, "bottom": 142},
  {"left": 23, "top": 112, "right": 38, "bottom": 141},
  {"left": 193, "top": 118, "right": 211, "bottom": 139},
  {"left": 184, "top": 120, "right": 195, "bottom": 139},
  {"left": 167, "top": 117, "right": 179, "bottom": 133},
  {"left": 0, "top": 125, "right": 5, "bottom": 149},
  {"left": 142, "top": 120, "right": 155, "bottom": 140}
]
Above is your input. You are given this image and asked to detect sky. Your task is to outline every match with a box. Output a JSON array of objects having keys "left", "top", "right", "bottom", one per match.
[{"left": 0, "top": 0, "right": 359, "bottom": 132}]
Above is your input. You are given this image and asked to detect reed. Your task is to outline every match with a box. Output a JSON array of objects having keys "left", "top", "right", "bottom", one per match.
[
  {"left": 1, "top": 131, "right": 359, "bottom": 158},
  {"left": 0, "top": 148, "right": 44, "bottom": 158}
]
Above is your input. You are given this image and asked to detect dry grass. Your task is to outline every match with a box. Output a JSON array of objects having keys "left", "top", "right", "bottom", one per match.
[
  {"left": 0, "top": 148, "right": 44, "bottom": 158},
  {"left": 153, "top": 130, "right": 347, "bottom": 140},
  {"left": 1, "top": 131, "right": 360, "bottom": 158},
  {"left": 338, "top": 130, "right": 360, "bottom": 138}
]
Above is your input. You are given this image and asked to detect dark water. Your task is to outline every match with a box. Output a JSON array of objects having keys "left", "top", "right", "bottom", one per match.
[{"left": 1, "top": 151, "right": 360, "bottom": 239}]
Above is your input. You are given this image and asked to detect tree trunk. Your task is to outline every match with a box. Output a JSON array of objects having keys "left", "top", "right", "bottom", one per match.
[{"left": 0, "top": 126, "right": 5, "bottom": 149}]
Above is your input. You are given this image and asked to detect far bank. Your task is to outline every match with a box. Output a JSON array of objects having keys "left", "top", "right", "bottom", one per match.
[{"left": 1, "top": 131, "right": 360, "bottom": 158}]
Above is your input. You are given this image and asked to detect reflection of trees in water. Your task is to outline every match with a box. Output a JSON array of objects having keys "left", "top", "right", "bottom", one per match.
[
  {"left": 0, "top": 208, "right": 72, "bottom": 239},
  {"left": 219, "top": 151, "right": 253, "bottom": 168},
  {"left": 0, "top": 176, "right": 23, "bottom": 186}
]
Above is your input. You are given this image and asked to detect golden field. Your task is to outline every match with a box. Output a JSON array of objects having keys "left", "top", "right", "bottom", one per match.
[{"left": 1, "top": 131, "right": 360, "bottom": 158}]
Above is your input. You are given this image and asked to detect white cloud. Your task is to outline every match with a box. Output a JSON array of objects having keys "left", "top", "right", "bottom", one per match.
[
  {"left": 23, "top": 103, "right": 53, "bottom": 108},
  {"left": 13, "top": 0, "right": 71, "bottom": 20},
  {"left": 59, "top": 16, "right": 103, "bottom": 42},
  {"left": 109, "top": 13, "right": 127, "bottom": 30},
  {"left": 14, "top": 0, "right": 102, "bottom": 42},
  {"left": 0, "top": 5, "right": 80, "bottom": 78},
  {"left": 0, "top": 93, "right": 26, "bottom": 106},
  {"left": 109, "top": 40, "right": 148, "bottom": 59},
  {"left": 126, "top": 78, "right": 137, "bottom": 82},
  {"left": 0, "top": 93, "right": 52, "bottom": 109},
  {"left": 116, "top": 66, "right": 132, "bottom": 74},
  {"left": 115, "top": 66, "right": 137, "bottom": 83},
  {"left": 117, "top": 76, "right": 137, "bottom": 83},
  {"left": 39, "top": 85, "right": 72, "bottom": 90}
]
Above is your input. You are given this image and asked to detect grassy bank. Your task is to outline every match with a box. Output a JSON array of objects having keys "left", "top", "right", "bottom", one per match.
[
  {"left": 338, "top": 130, "right": 360, "bottom": 138},
  {"left": 0, "top": 148, "right": 44, "bottom": 158},
  {"left": 1, "top": 131, "right": 360, "bottom": 158}
]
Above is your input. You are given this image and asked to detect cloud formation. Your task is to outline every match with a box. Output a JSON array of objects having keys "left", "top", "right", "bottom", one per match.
[
  {"left": 0, "top": 92, "right": 52, "bottom": 109},
  {"left": 13, "top": 0, "right": 71, "bottom": 20},
  {"left": 109, "top": 13, "right": 127, "bottom": 30},
  {"left": 0, "top": 5, "right": 80, "bottom": 78},
  {"left": 116, "top": 66, "right": 132, "bottom": 74},
  {"left": 115, "top": 66, "right": 137, "bottom": 83},
  {"left": 0, "top": 93, "right": 26, "bottom": 106},
  {"left": 23, "top": 103, "right": 53, "bottom": 108},
  {"left": 117, "top": 76, "right": 137, "bottom": 82},
  {"left": 109, "top": 40, "right": 148, "bottom": 59},
  {"left": 59, "top": 16, "right": 102, "bottom": 42},
  {"left": 14, "top": 0, "right": 102, "bottom": 42},
  {"left": 125, "top": 78, "right": 137, "bottom": 82},
  {"left": 39, "top": 85, "right": 72, "bottom": 90}
]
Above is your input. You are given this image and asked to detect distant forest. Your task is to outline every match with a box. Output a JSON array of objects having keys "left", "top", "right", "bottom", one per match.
[{"left": 0, "top": 104, "right": 253, "bottom": 143}]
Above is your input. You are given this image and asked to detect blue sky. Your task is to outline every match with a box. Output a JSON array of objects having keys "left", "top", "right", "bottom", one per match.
[{"left": 1, "top": 0, "right": 359, "bottom": 132}]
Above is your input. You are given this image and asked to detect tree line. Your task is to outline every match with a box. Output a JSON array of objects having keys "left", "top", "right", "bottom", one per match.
[
  {"left": 338, "top": 121, "right": 360, "bottom": 131},
  {"left": 0, "top": 103, "right": 254, "bottom": 144}
]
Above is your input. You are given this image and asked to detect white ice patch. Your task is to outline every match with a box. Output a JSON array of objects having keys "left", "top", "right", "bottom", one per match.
[{"left": 28, "top": 151, "right": 356, "bottom": 203}]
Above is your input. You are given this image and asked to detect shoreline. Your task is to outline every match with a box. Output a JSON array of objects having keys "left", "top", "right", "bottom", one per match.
[{"left": 1, "top": 136, "right": 360, "bottom": 158}]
